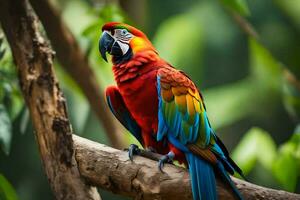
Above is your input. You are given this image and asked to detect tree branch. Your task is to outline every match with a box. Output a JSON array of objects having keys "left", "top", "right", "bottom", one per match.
[
  {"left": 223, "top": 5, "right": 300, "bottom": 83},
  {"left": 0, "top": 0, "right": 100, "bottom": 199},
  {"left": 74, "top": 135, "right": 300, "bottom": 200},
  {"left": 228, "top": 10, "right": 259, "bottom": 40},
  {"left": 29, "top": 0, "right": 126, "bottom": 148}
]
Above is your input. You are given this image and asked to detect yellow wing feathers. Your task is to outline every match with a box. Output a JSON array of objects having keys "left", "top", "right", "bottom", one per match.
[{"left": 159, "top": 67, "right": 204, "bottom": 117}]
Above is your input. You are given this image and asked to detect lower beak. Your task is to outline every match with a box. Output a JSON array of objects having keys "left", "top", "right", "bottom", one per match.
[{"left": 99, "top": 31, "right": 115, "bottom": 62}]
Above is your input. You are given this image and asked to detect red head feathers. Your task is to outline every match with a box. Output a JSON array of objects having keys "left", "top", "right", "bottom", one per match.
[{"left": 100, "top": 22, "right": 157, "bottom": 63}]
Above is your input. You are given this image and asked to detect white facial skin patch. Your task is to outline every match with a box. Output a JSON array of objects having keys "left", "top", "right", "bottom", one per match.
[{"left": 116, "top": 41, "right": 130, "bottom": 55}]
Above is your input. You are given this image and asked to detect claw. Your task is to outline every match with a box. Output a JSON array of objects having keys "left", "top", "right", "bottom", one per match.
[
  {"left": 128, "top": 144, "right": 140, "bottom": 161},
  {"left": 158, "top": 151, "right": 175, "bottom": 173}
]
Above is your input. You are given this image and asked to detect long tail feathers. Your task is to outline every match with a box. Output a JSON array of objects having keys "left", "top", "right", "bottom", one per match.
[
  {"left": 186, "top": 153, "right": 217, "bottom": 200},
  {"left": 186, "top": 153, "right": 244, "bottom": 200},
  {"left": 216, "top": 162, "right": 244, "bottom": 200}
]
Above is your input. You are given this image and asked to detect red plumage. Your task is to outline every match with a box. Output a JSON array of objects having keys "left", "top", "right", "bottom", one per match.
[
  {"left": 110, "top": 49, "right": 186, "bottom": 163},
  {"left": 113, "top": 51, "right": 168, "bottom": 152},
  {"left": 102, "top": 22, "right": 245, "bottom": 200},
  {"left": 102, "top": 20, "right": 188, "bottom": 163}
]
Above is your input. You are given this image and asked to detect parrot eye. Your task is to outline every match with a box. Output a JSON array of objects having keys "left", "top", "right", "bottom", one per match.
[{"left": 121, "top": 29, "right": 128, "bottom": 35}]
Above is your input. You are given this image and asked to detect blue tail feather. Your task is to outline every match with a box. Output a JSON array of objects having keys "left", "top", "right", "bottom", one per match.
[
  {"left": 186, "top": 153, "right": 217, "bottom": 200},
  {"left": 216, "top": 162, "right": 244, "bottom": 200}
]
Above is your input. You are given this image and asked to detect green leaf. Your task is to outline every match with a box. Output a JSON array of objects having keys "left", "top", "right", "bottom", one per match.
[
  {"left": 257, "top": 1, "right": 300, "bottom": 79},
  {"left": 249, "top": 38, "right": 282, "bottom": 91},
  {"left": 272, "top": 126, "right": 300, "bottom": 192},
  {"left": 0, "top": 174, "right": 18, "bottom": 200},
  {"left": 232, "top": 127, "right": 277, "bottom": 174},
  {"left": 97, "top": 4, "right": 126, "bottom": 23},
  {"left": 0, "top": 36, "right": 22, "bottom": 121},
  {"left": 295, "top": 130, "right": 300, "bottom": 160},
  {"left": 274, "top": 0, "right": 300, "bottom": 29},
  {"left": 220, "top": 0, "right": 250, "bottom": 16},
  {"left": 204, "top": 78, "right": 254, "bottom": 129},
  {"left": 153, "top": 6, "right": 205, "bottom": 86},
  {"left": 80, "top": 4, "right": 128, "bottom": 88},
  {"left": 63, "top": 88, "right": 89, "bottom": 135},
  {"left": 272, "top": 150, "right": 299, "bottom": 192},
  {"left": 19, "top": 108, "right": 29, "bottom": 135},
  {"left": 0, "top": 104, "right": 12, "bottom": 155},
  {"left": 205, "top": 37, "right": 284, "bottom": 129},
  {"left": 4, "top": 88, "right": 23, "bottom": 121},
  {"left": 0, "top": 36, "right": 5, "bottom": 60},
  {"left": 283, "top": 71, "right": 300, "bottom": 122},
  {"left": 153, "top": 13, "right": 204, "bottom": 69},
  {"left": 62, "top": 0, "right": 98, "bottom": 36}
]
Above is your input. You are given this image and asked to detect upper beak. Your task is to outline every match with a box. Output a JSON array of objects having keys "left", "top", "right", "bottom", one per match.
[{"left": 99, "top": 31, "right": 115, "bottom": 62}]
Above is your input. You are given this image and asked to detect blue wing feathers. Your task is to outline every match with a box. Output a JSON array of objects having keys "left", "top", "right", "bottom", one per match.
[{"left": 156, "top": 73, "right": 244, "bottom": 200}]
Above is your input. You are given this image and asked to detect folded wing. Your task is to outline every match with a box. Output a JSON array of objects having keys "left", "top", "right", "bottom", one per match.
[{"left": 106, "top": 86, "right": 143, "bottom": 145}]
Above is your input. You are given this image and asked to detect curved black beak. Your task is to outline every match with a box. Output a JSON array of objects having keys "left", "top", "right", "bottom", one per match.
[
  {"left": 99, "top": 31, "right": 114, "bottom": 62},
  {"left": 99, "top": 31, "right": 124, "bottom": 62}
]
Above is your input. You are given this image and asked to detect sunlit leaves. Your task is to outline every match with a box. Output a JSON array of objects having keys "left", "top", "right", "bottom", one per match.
[
  {"left": 204, "top": 79, "right": 254, "bottom": 129},
  {"left": 0, "top": 37, "right": 5, "bottom": 61},
  {"left": 62, "top": 0, "right": 98, "bottom": 36},
  {"left": 152, "top": 3, "right": 209, "bottom": 88},
  {"left": 81, "top": 4, "right": 126, "bottom": 87},
  {"left": 233, "top": 126, "right": 300, "bottom": 191},
  {"left": 225, "top": 37, "right": 299, "bottom": 190},
  {"left": 63, "top": 88, "right": 89, "bottom": 134},
  {"left": 232, "top": 127, "right": 277, "bottom": 174},
  {"left": 272, "top": 148, "right": 299, "bottom": 192},
  {"left": 272, "top": 126, "right": 300, "bottom": 191},
  {"left": 0, "top": 105, "right": 12, "bottom": 155},
  {"left": 274, "top": 0, "right": 300, "bottom": 30},
  {"left": 205, "top": 37, "right": 283, "bottom": 129},
  {"left": 0, "top": 35, "right": 23, "bottom": 154},
  {"left": 0, "top": 174, "right": 18, "bottom": 200},
  {"left": 153, "top": 13, "right": 204, "bottom": 70}
]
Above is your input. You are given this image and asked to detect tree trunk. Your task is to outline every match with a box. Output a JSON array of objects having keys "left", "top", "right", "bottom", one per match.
[
  {"left": 0, "top": 0, "right": 100, "bottom": 199},
  {"left": 29, "top": 0, "right": 126, "bottom": 149}
]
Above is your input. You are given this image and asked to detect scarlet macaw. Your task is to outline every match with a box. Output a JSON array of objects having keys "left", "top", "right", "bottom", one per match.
[{"left": 99, "top": 22, "right": 244, "bottom": 200}]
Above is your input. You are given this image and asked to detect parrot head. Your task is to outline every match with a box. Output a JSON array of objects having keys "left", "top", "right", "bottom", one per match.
[{"left": 99, "top": 22, "right": 156, "bottom": 64}]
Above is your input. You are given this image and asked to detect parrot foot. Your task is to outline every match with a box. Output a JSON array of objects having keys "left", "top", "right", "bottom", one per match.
[
  {"left": 128, "top": 144, "right": 141, "bottom": 161},
  {"left": 158, "top": 151, "right": 175, "bottom": 173}
]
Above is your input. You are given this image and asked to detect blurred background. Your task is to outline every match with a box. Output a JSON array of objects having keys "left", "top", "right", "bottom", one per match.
[{"left": 0, "top": 0, "right": 300, "bottom": 199}]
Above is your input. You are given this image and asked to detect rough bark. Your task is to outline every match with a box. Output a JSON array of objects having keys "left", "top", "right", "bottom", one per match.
[
  {"left": 74, "top": 135, "right": 300, "bottom": 200},
  {"left": 0, "top": 0, "right": 100, "bottom": 199},
  {"left": 29, "top": 0, "right": 126, "bottom": 148}
]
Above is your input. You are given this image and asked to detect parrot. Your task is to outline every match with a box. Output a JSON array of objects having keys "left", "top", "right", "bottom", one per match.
[{"left": 99, "top": 22, "right": 245, "bottom": 200}]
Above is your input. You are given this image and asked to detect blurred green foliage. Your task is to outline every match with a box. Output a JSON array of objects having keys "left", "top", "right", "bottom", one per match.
[
  {"left": 273, "top": 126, "right": 300, "bottom": 192},
  {"left": 0, "top": 174, "right": 18, "bottom": 200},
  {"left": 0, "top": 35, "right": 23, "bottom": 155},
  {"left": 220, "top": 0, "right": 250, "bottom": 16},
  {"left": 0, "top": 0, "right": 300, "bottom": 199},
  {"left": 232, "top": 127, "right": 277, "bottom": 175}
]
